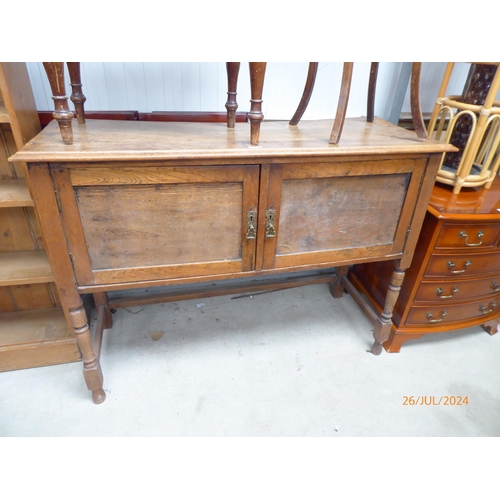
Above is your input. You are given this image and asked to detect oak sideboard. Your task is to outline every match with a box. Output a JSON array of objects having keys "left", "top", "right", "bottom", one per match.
[{"left": 11, "top": 117, "right": 454, "bottom": 403}]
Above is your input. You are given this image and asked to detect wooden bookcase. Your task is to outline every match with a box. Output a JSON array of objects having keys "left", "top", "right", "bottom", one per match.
[{"left": 0, "top": 62, "right": 81, "bottom": 371}]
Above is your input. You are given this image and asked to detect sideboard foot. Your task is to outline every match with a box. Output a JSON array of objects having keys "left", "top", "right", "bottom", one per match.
[
  {"left": 370, "top": 340, "right": 383, "bottom": 355},
  {"left": 92, "top": 388, "right": 106, "bottom": 404}
]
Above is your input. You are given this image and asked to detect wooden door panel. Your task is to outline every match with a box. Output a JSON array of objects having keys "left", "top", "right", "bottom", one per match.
[
  {"left": 76, "top": 183, "right": 243, "bottom": 269},
  {"left": 55, "top": 165, "right": 260, "bottom": 285},
  {"left": 263, "top": 158, "right": 425, "bottom": 270},
  {"left": 277, "top": 174, "right": 409, "bottom": 254}
]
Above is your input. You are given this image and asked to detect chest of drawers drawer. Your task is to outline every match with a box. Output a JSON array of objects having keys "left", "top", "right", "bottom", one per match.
[
  {"left": 414, "top": 274, "right": 500, "bottom": 302},
  {"left": 406, "top": 295, "right": 500, "bottom": 326},
  {"left": 424, "top": 251, "right": 500, "bottom": 278},
  {"left": 434, "top": 222, "right": 500, "bottom": 249}
]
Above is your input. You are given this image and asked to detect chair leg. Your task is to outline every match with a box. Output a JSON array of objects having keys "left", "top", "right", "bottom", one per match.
[
  {"left": 225, "top": 62, "right": 240, "bottom": 128},
  {"left": 367, "top": 62, "right": 379, "bottom": 123},
  {"left": 43, "top": 62, "right": 74, "bottom": 144},
  {"left": 329, "top": 62, "right": 354, "bottom": 145},
  {"left": 289, "top": 62, "right": 318, "bottom": 126},
  {"left": 410, "top": 62, "right": 428, "bottom": 139},
  {"left": 248, "top": 62, "right": 267, "bottom": 146},
  {"left": 67, "top": 62, "right": 86, "bottom": 124}
]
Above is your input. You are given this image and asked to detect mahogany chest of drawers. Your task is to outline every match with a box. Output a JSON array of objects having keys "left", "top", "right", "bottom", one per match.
[{"left": 349, "top": 175, "right": 500, "bottom": 352}]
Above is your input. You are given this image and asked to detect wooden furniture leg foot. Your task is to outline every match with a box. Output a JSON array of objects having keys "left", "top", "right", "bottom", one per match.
[
  {"left": 69, "top": 305, "right": 105, "bottom": 403},
  {"left": 92, "top": 388, "right": 106, "bottom": 404},
  {"left": 43, "top": 62, "right": 74, "bottom": 144},
  {"left": 329, "top": 62, "right": 354, "bottom": 145},
  {"left": 383, "top": 331, "right": 425, "bottom": 353},
  {"left": 370, "top": 340, "right": 383, "bottom": 355},
  {"left": 225, "top": 62, "right": 240, "bottom": 128},
  {"left": 482, "top": 319, "right": 499, "bottom": 335},
  {"left": 371, "top": 267, "right": 405, "bottom": 354},
  {"left": 248, "top": 62, "right": 266, "bottom": 146},
  {"left": 290, "top": 62, "right": 318, "bottom": 126},
  {"left": 67, "top": 62, "right": 86, "bottom": 124}
]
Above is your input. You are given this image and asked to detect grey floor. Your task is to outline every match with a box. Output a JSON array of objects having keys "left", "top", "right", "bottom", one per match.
[{"left": 1, "top": 283, "right": 499, "bottom": 437}]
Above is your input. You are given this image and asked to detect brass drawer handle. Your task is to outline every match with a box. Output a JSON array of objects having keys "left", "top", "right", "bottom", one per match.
[
  {"left": 491, "top": 281, "right": 500, "bottom": 292},
  {"left": 436, "top": 286, "right": 459, "bottom": 299},
  {"left": 458, "top": 230, "right": 484, "bottom": 246},
  {"left": 479, "top": 301, "right": 498, "bottom": 315},
  {"left": 265, "top": 209, "right": 276, "bottom": 238},
  {"left": 447, "top": 260, "right": 472, "bottom": 274},
  {"left": 246, "top": 211, "right": 257, "bottom": 239},
  {"left": 426, "top": 311, "right": 447, "bottom": 323}
]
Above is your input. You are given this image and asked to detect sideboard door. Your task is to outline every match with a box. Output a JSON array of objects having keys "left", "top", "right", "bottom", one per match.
[
  {"left": 262, "top": 157, "right": 428, "bottom": 270},
  {"left": 53, "top": 164, "right": 260, "bottom": 285}
]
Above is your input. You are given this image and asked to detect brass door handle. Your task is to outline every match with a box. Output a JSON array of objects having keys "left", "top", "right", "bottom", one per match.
[
  {"left": 447, "top": 260, "right": 472, "bottom": 274},
  {"left": 479, "top": 301, "right": 498, "bottom": 315},
  {"left": 458, "top": 230, "right": 484, "bottom": 246},
  {"left": 426, "top": 311, "right": 447, "bottom": 323},
  {"left": 491, "top": 281, "right": 500, "bottom": 292},
  {"left": 436, "top": 286, "right": 459, "bottom": 299}
]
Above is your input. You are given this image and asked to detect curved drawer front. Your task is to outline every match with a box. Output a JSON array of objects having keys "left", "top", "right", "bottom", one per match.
[
  {"left": 406, "top": 296, "right": 500, "bottom": 326},
  {"left": 424, "top": 251, "right": 500, "bottom": 278},
  {"left": 435, "top": 223, "right": 500, "bottom": 250},
  {"left": 415, "top": 275, "right": 500, "bottom": 302}
]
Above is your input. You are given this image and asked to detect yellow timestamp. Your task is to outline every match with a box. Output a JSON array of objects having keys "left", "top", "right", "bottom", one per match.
[{"left": 403, "top": 396, "right": 469, "bottom": 406}]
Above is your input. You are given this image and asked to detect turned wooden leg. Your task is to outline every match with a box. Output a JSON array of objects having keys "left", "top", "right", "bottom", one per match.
[
  {"left": 330, "top": 265, "right": 349, "bottom": 299},
  {"left": 289, "top": 62, "right": 318, "bottom": 126},
  {"left": 43, "top": 62, "right": 74, "bottom": 144},
  {"left": 329, "top": 62, "right": 354, "bottom": 145},
  {"left": 93, "top": 291, "right": 113, "bottom": 329},
  {"left": 225, "top": 62, "right": 240, "bottom": 128},
  {"left": 248, "top": 62, "right": 267, "bottom": 146},
  {"left": 410, "top": 62, "right": 427, "bottom": 139},
  {"left": 67, "top": 62, "right": 86, "bottom": 124},
  {"left": 367, "top": 62, "right": 379, "bottom": 123},
  {"left": 69, "top": 304, "right": 105, "bottom": 404},
  {"left": 371, "top": 267, "right": 405, "bottom": 355}
]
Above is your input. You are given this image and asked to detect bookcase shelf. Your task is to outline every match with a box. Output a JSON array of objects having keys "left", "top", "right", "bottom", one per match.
[{"left": 0, "top": 62, "right": 81, "bottom": 371}]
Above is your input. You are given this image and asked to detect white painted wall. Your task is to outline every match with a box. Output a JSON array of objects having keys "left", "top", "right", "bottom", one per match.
[{"left": 26, "top": 62, "right": 474, "bottom": 122}]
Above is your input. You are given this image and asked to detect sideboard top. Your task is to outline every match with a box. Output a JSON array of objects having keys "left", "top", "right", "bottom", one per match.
[{"left": 10, "top": 117, "right": 455, "bottom": 163}]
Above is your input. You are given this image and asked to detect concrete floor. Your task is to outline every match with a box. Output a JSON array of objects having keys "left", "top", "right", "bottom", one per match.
[{"left": 1, "top": 283, "right": 499, "bottom": 437}]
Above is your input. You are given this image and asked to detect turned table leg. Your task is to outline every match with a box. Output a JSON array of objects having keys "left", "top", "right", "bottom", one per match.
[
  {"left": 69, "top": 303, "right": 106, "bottom": 404},
  {"left": 248, "top": 62, "right": 266, "bottom": 146},
  {"left": 371, "top": 266, "right": 406, "bottom": 355},
  {"left": 67, "top": 62, "right": 86, "bottom": 124},
  {"left": 225, "top": 62, "right": 240, "bottom": 128},
  {"left": 43, "top": 62, "right": 74, "bottom": 144}
]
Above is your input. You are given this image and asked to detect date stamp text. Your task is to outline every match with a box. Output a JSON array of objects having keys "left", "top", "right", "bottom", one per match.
[{"left": 403, "top": 396, "right": 469, "bottom": 406}]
